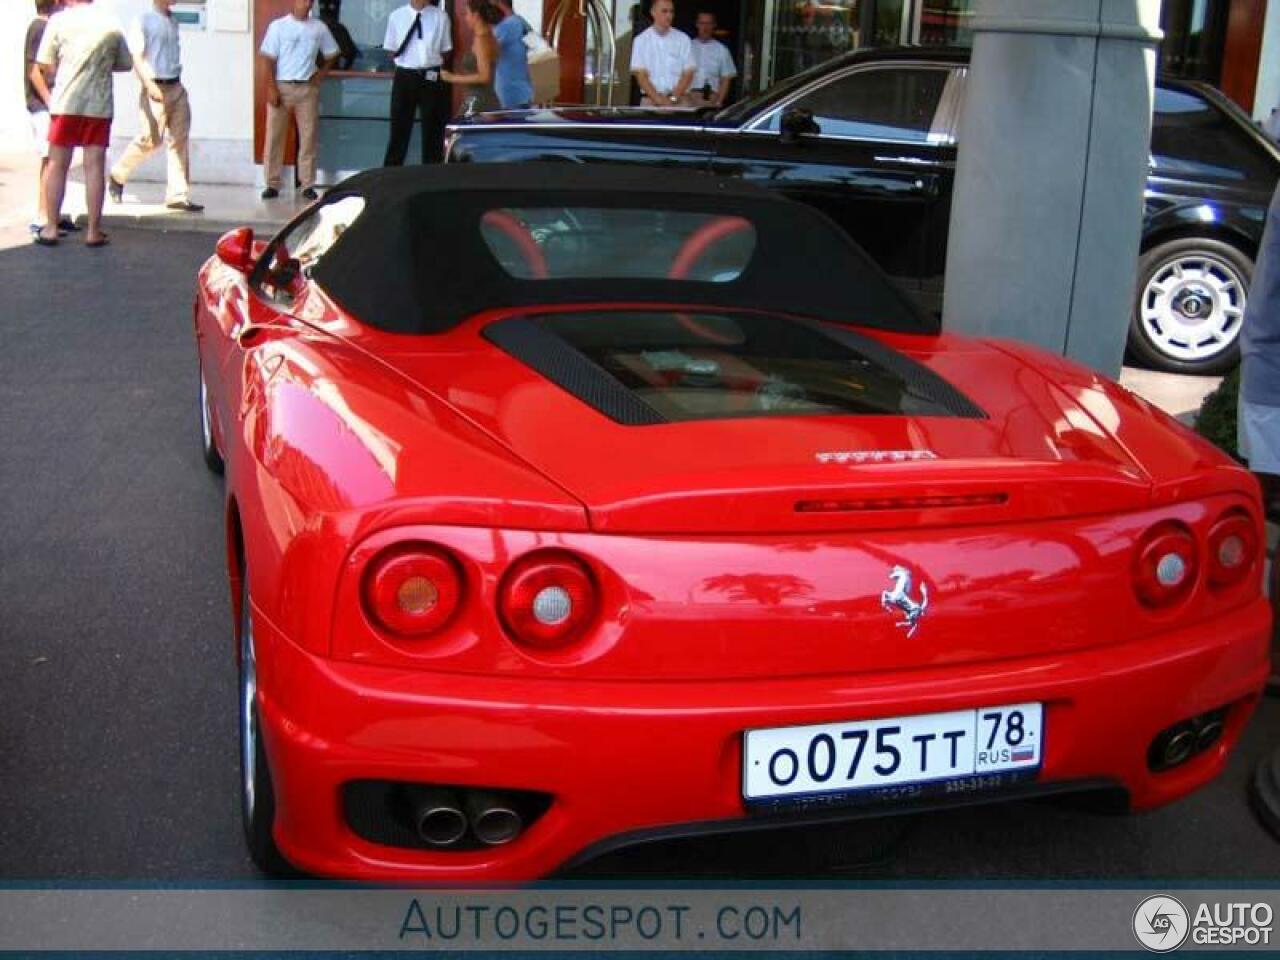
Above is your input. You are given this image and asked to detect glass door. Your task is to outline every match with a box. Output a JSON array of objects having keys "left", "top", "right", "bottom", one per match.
[{"left": 758, "top": 0, "right": 865, "bottom": 89}]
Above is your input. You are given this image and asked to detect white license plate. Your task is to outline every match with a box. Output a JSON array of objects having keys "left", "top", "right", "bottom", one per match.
[{"left": 743, "top": 702, "right": 1043, "bottom": 800}]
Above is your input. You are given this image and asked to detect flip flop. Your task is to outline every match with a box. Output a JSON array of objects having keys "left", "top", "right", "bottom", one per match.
[
  {"left": 85, "top": 234, "right": 110, "bottom": 248},
  {"left": 32, "top": 233, "right": 58, "bottom": 247}
]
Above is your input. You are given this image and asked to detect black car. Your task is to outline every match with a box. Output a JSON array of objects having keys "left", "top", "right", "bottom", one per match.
[{"left": 445, "top": 47, "right": 1280, "bottom": 375}]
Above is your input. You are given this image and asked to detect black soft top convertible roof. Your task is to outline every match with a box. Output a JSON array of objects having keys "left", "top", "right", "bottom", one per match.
[{"left": 309, "top": 164, "right": 933, "bottom": 335}]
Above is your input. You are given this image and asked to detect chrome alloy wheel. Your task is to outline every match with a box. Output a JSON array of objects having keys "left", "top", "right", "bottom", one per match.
[
  {"left": 1138, "top": 253, "right": 1248, "bottom": 364},
  {"left": 240, "top": 597, "right": 258, "bottom": 824}
]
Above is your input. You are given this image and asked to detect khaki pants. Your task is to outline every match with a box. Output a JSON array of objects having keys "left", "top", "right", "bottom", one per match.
[
  {"left": 110, "top": 83, "right": 192, "bottom": 203},
  {"left": 264, "top": 81, "right": 320, "bottom": 190}
]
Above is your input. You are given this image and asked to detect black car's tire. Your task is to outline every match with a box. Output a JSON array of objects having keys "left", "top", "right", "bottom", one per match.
[
  {"left": 239, "top": 574, "right": 292, "bottom": 875},
  {"left": 1128, "top": 237, "right": 1253, "bottom": 376},
  {"left": 200, "top": 365, "right": 225, "bottom": 475}
]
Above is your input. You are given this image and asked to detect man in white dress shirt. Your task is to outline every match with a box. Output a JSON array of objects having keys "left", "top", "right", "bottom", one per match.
[
  {"left": 258, "top": 0, "right": 339, "bottom": 200},
  {"left": 108, "top": 0, "right": 202, "bottom": 211},
  {"left": 382, "top": 0, "right": 452, "bottom": 166},
  {"left": 629, "top": 0, "right": 695, "bottom": 108},
  {"left": 690, "top": 11, "right": 735, "bottom": 107}
]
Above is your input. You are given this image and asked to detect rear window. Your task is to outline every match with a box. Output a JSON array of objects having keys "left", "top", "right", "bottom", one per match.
[
  {"left": 488, "top": 309, "right": 982, "bottom": 424},
  {"left": 1151, "top": 86, "right": 1275, "bottom": 183},
  {"left": 479, "top": 208, "right": 757, "bottom": 282}
]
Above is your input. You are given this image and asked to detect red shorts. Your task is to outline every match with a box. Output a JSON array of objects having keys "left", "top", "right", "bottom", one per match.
[{"left": 48, "top": 114, "right": 111, "bottom": 148}]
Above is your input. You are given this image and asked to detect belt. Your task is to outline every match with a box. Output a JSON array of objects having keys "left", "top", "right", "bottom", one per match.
[
  {"left": 396, "top": 66, "right": 441, "bottom": 81},
  {"left": 154, "top": 76, "right": 181, "bottom": 85},
  {"left": 280, "top": 79, "right": 314, "bottom": 84}
]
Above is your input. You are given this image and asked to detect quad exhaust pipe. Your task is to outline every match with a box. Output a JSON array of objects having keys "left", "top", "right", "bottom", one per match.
[
  {"left": 1148, "top": 707, "right": 1230, "bottom": 772},
  {"left": 466, "top": 791, "right": 523, "bottom": 846},
  {"left": 411, "top": 789, "right": 468, "bottom": 847},
  {"left": 409, "top": 787, "right": 524, "bottom": 847}
]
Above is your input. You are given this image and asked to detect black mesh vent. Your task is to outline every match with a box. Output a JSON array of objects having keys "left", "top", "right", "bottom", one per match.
[{"left": 484, "top": 317, "right": 669, "bottom": 425}]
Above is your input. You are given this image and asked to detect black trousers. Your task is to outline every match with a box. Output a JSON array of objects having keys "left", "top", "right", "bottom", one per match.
[{"left": 383, "top": 67, "right": 448, "bottom": 166}]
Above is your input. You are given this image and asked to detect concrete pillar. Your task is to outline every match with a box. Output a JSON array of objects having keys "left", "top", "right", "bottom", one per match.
[{"left": 941, "top": 0, "right": 1162, "bottom": 378}]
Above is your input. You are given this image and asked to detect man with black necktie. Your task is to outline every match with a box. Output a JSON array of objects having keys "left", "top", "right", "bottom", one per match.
[{"left": 383, "top": 0, "right": 452, "bottom": 165}]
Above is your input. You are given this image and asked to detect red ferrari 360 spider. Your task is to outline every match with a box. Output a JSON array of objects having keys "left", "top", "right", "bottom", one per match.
[{"left": 195, "top": 165, "right": 1270, "bottom": 881}]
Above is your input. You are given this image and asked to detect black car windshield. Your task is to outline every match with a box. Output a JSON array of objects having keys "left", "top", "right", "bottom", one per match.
[{"left": 485, "top": 309, "right": 983, "bottom": 425}]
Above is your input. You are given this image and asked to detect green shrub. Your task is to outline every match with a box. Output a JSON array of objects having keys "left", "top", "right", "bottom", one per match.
[{"left": 1193, "top": 365, "right": 1241, "bottom": 459}]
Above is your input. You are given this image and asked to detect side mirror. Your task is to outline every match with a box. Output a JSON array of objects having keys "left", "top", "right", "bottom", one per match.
[
  {"left": 215, "top": 227, "right": 256, "bottom": 275},
  {"left": 780, "top": 106, "right": 820, "bottom": 144}
]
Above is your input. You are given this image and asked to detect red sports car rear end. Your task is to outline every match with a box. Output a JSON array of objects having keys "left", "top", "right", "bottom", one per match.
[{"left": 194, "top": 166, "right": 1270, "bottom": 881}]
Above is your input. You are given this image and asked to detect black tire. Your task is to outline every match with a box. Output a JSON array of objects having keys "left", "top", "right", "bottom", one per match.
[
  {"left": 239, "top": 574, "right": 293, "bottom": 875},
  {"left": 200, "top": 364, "right": 225, "bottom": 475},
  {"left": 1128, "top": 237, "right": 1253, "bottom": 375}
]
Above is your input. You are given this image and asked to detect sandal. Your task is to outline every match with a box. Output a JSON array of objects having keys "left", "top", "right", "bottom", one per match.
[
  {"left": 85, "top": 234, "right": 110, "bottom": 248},
  {"left": 32, "top": 233, "right": 58, "bottom": 247}
]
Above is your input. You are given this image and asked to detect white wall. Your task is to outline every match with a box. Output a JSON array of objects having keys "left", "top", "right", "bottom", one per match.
[
  {"left": 4, "top": 0, "right": 257, "bottom": 182},
  {"left": 2, "top": 2, "right": 37, "bottom": 147}
]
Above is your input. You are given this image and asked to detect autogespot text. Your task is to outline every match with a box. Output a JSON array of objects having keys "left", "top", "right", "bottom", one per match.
[{"left": 399, "top": 899, "right": 803, "bottom": 945}]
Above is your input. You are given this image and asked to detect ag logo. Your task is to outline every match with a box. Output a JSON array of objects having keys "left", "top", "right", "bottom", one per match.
[{"left": 1133, "top": 895, "right": 1190, "bottom": 952}]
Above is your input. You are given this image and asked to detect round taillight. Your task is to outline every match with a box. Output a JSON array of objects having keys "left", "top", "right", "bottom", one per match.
[
  {"left": 1207, "top": 512, "right": 1258, "bottom": 587},
  {"left": 1133, "top": 524, "right": 1198, "bottom": 608},
  {"left": 499, "top": 552, "right": 597, "bottom": 649},
  {"left": 362, "top": 545, "right": 462, "bottom": 637}
]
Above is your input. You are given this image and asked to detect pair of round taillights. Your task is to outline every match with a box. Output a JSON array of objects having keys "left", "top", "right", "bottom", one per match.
[
  {"left": 1133, "top": 512, "right": 1258, "bottom": 608},
  {"left": 361, "top": 546, "right": 597, "bottom": 648}
]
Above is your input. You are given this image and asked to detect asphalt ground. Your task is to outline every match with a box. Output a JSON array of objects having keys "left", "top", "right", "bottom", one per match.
[{"left": 0, "top": 222, "right": 1277, "bottom": 883}]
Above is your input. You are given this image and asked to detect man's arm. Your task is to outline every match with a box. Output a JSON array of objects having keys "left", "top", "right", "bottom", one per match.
[
  {"left": 383, "top": 11, "right": 398, "bottom": 53},
  {"left": 714, "top": 73, "right": 731, "bottom": 105},
  {"left": 632, "top": 67, "right": 664, "bottom": 102},
  {"left": 133, "top": 57, "right": 163, "bottom": 99},
  {"left": 313, "top": 24, "right": 340, "bottom": 84},
  {"left": 113, "top": 31, "right": 133, "bottom": 71},
  {"left": 714, "top": 47, "right": 735, "bottom": 105},
  {"left": 672, "top": 65, "right": 694, "bottom": 99},
  {"left": 260, "top": 54, "right": 281, "bottom": 105},
  {"left": 29, "top": 63, "right": 54, "bottom": 109},
  {"left": 32, "top": 19, "right": 57, "bottom": 106},
  {"left": 629, "top": 33, "right": 663, "bottom": 101},
  {"left": 670, "top": 36, "right": 695, "bottom": 100},
  {"left": 129, "top": 22, "right": 163, "bottom": 100},
  {"left": 313, "top": 52, "right": 339, "bottom": 85},
  {"left": 259, "top": 22, "right": 281, "bottom": 106}
]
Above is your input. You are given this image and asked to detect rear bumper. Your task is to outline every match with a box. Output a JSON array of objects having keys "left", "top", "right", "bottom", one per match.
[{"left": 253, "top": 598, "right": 1271, "bottom": 882}]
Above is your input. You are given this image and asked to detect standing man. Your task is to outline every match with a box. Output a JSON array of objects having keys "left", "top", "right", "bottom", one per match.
[
  {"left": 31, "top": 0, "right": 132, "bottom": 248},
  {"left": 107, "top": 0, "right": 203, "bottom": 212},
  {"left": 382, "top": 0, "right": 452, "bottom": 165},
  {"left": 690, "top": 11, "right": 735, "bottom": 107},
  {"left": 629, "top": 0, "right": 695, "bottom": 108},
  {"left": 259, "top": 0, "right": 339, "bottom": 200},
  {"left": 1239, "top": 183, "right": 1280, "bottom": 522},
  {"left": 25, "top": 0, "right": 78, "bottom": 236}
]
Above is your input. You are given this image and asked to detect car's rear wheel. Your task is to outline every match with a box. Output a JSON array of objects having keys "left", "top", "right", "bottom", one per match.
[
  {"left": 239, "top": 574, "right": 291, "bottom": 875},
  {"left": 1129, "top": 237, "right": 1252, "bottom": 375},
  {"left": 200, "top": 365, "right": 225, "bottom": 474}
]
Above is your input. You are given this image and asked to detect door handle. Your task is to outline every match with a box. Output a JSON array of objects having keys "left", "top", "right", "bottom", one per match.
[{"left": 909, "top": 175, "right": 940, "bottom": 197}]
